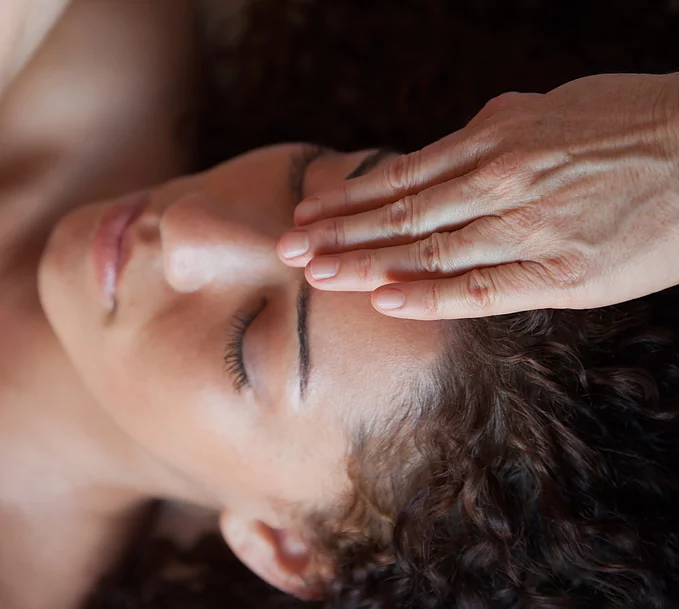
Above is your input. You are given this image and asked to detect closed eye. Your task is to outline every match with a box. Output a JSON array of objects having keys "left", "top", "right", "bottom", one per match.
[
  {"left": 223, "top": 309, "right": 256, "bottom": 393},
  {"left": 221, "top": 148, "right": 324, "bottom": 394},
  {"left": 226, "top": 146, "right": 396, "bottom": 398}
]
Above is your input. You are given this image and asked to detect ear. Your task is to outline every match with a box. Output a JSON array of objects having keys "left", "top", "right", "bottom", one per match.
[{"left": 219, "top": 510, "right": 327, "bottom": 599}]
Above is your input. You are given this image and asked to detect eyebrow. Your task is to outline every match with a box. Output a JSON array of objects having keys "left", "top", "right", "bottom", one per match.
[
  {"left": 296, "top": 147, "right": 396, "bottom": 399},
  {"left": 345, "top": 147, "right": 397, "bottom": 180},
  {"left": 297, "top": 281, "right": 311, "bottom": 398}
]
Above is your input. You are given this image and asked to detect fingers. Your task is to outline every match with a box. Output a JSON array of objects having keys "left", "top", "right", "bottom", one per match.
[
  {"left": 278, "top": 177, "right": 494, "bottom": 267},
  {"left": 299, "top": 223, "right": 516, "bottom": 292},
  {"left": 369, "top": 261, "right": 562, "bottom": 320},
  {"left": 293, "top": 126, "right": 489, "bottom": 226},
  {"left": 292, "top": 92, "right": 543, "bottom": 228}
]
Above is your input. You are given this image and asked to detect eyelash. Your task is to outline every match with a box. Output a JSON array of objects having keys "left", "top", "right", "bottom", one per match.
[
  {"left": 223, "top": 146, "right": 326, "bottom": 393},
  {"left": 223, "top": 309, "right": 258, "bottom": 393}
]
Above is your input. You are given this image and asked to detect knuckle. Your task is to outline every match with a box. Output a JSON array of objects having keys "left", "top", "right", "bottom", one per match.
[
  {"left": 319, "top": 217, "right": 348, "bottom": 249},
  {"left": 483, "top": 91, "right": 520, "bottom": 114},
  {"left": 503, "top": 203, "right": 548, "bottom": 237},
  {"left": 416, "top": 233, "right": 449, "bottom": 274},
  {"left": 383, "top": 151, "right": 421, "bottom": 191},
  {"left": 495, "top": 91, "right": 522, "bottom": 103},
  {"left": 337, "top": 181, "right": 353, "bottom": 215},
  {"left": 384, "top": 194, "right": 419, "bottom": 237},
  {"left": 471, "top": 216, "right": 507, "bottom": 244},
  {"left": 421, "top": 282, "right": 443, "bottom": 317},
  {"left": 354, "top": 249, "right": 379, "bottom": 283},
  {"left": 479, "top": 150, "right": 527, "bottom": 184},
  {"left": 464, "top": 268, "right": 497, "bottom": 310},
  {"left": 542, "top": 251, "right": 589, "bottom": 289}
]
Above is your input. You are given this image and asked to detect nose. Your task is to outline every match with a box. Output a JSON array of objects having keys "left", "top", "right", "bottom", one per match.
[{"left": 160, "top": 192, "right": 283, "bottom": 292}]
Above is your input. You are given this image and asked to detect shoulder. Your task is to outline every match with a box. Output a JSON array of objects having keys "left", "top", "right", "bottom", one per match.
[
  {"left": 0, "top": 0, "right": 72, "bottom": 97},
  {"left": 0, "top": 0, "right": 196, "bottom": 274}
]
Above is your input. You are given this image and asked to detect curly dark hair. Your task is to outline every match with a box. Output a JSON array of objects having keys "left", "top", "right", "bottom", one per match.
[
  {"left": 321, "top": 291, "right": 679, "bottom": 608},
  {"left": 90, "top": 0, "right": 679, "bottom": 607}
]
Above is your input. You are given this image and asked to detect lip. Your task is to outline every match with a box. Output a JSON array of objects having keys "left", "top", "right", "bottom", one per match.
[{"left": 92, "top": 191, "right": 149, "bottom": 311}]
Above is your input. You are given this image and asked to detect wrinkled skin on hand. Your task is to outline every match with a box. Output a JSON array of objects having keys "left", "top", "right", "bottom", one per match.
[{"left": 278, "top": 73, "right": 679, "bottom": 320}]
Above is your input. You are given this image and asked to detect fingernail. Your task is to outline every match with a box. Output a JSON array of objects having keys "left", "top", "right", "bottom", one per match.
[
  {"left": 374, "top": 288, "right": 405, "bottom": 310},
  {"left": 295, "top": 197, "right": 320, "bottom": 224},
  {"left": 309, "top": 257, "right": 339, "bottom": 280},
  {"left": 279, "top": 231, "right": 309, "bottom": 258}
]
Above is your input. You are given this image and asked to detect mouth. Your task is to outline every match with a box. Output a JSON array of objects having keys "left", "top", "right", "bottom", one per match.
[{"left": 91, "top": 191, "right": 150, "bottom": 312}]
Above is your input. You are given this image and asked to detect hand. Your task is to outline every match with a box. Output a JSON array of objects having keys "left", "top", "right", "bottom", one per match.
[{"left": 277, "top": 73, "right": 679, "bottom": 320}]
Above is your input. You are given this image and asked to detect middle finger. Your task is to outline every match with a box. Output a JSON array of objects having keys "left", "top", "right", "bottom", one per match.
[{"left": 277, "top": 175, "right": 493, "bottom": 267}]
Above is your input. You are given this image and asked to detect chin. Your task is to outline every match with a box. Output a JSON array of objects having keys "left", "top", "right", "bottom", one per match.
[{"left": 38, "top": 203, "right": 105, "bottom": 358}]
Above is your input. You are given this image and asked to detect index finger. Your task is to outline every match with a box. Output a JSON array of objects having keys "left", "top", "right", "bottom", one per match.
[{"left": 293, "top": 124, "right": 490, "bottom": 226}]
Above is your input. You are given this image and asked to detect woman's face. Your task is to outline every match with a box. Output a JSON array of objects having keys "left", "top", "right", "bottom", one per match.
[{"left": 39, "top": 144, "right": 443, "bottom": 524}]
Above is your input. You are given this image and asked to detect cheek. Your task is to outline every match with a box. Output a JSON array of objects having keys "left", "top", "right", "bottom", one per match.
[
  {"left": 87, "top": 306, "right": 263, "bottom": 482},
  {"left": 96, "top": 303, "right": 217, "bottom": 413}
]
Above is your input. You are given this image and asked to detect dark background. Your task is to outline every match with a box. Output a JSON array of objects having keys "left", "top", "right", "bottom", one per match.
[{"left": 201, "top": 0, "right": 679, "bottom": 167}]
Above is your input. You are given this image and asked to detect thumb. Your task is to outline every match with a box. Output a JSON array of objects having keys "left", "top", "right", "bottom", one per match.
[{"left": 371, "top": 262, "right": 562, "bottom": 320}]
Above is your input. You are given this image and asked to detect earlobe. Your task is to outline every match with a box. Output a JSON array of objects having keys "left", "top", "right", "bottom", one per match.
[{"left": 219, "top": 511, "right": 326, "bottom": 599}]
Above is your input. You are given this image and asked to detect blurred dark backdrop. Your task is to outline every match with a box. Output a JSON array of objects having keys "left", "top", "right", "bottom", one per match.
[{"left": 200, "top": 0, "right": 679, "bottom": 167}]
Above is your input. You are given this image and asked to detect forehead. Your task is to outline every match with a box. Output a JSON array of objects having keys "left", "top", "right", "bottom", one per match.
[{"left": 307, "top": 288, "right": 444, "bottom": 434}]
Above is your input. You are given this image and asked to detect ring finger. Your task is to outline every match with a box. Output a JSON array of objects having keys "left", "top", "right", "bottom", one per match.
[{"left": 303, "top": 221, "right": 522, "bottom": 291}]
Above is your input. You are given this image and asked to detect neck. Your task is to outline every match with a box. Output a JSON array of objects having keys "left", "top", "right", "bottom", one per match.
[
  {"left": 0, "top": 497, "right": 152, "bottom": 609},
  {"left": 0, "top": 317, "right": 178, "bottom": 504},
  {"left": 0, "top": 295, "right": 197, "bottom": 609}
]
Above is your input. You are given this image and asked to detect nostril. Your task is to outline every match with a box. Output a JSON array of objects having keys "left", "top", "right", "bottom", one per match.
[{"left": 135, "top": 205, "right": 163, "bottom": 240}]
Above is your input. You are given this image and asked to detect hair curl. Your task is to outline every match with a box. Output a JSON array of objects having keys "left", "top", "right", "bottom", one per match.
[{"left": 323, "top": 290, "right": 679, "bottom": 608}]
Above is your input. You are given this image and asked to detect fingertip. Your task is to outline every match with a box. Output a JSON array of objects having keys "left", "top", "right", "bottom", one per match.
[
  {"left": 372, "top": 286, "right": 406, "bottom": 311},
  {"left": 294, "top": 196, "right": 321, "bottom": 226},
  {"left": 308, "top": 256, "right": 339, "bottom": 281},
  {"left": 304, "top": 264, "right": 331, "bottom": 289},
  {"left": 277, "top": 230, "right": 312, "bottom": 266},
  {"left": 277, "top": 255, "right": 307, "bottom": 268},
  {"left": 276, "top": 242, "right": 310, "bottom": 268},
  {"left": 374, "top": 280, "right": 460, "bottom": 320}
]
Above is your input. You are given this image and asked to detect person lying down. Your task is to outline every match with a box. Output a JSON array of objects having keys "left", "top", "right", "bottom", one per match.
[
  {"left": 39, "top": 142, "right": 679, "bottom": 608},
  {"left": 3, "top": 2, "right": 679, "bottom": 607}
]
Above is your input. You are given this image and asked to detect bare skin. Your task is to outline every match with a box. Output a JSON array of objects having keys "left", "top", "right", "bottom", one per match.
[
  {"left": 278, "top": 74, "right": 679, "bottom": 320},
  {"left": 0, "top": 0, "right": 70, "bottom": 95},
  {"left": 0, "top": 1, "right": 195, "bottom": 606},
  {"left": 0, "top": 4, "right": 444, "bottom": 607}
]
